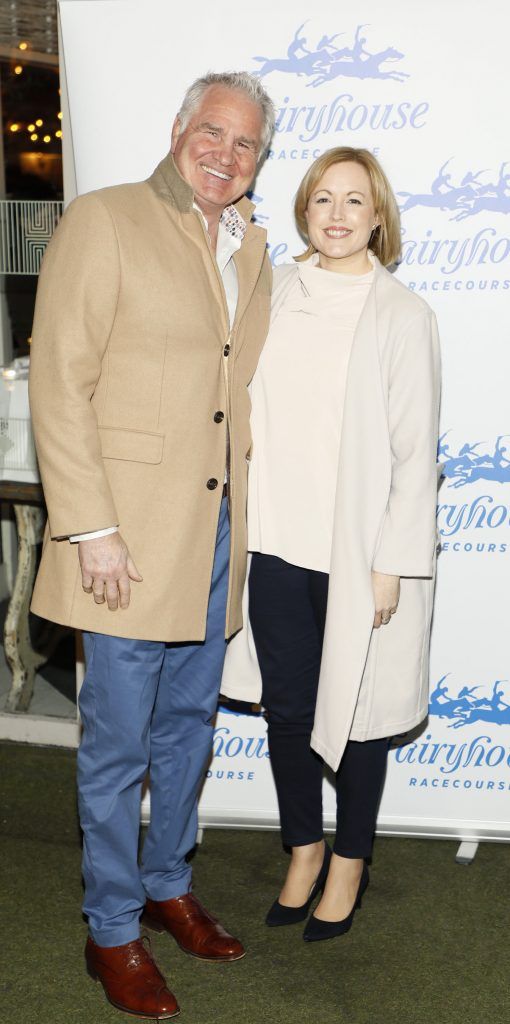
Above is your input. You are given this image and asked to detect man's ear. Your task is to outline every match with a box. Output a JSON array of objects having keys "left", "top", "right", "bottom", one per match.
[{"left": 170, "top": 117, "right": 181, "bottom": 153}]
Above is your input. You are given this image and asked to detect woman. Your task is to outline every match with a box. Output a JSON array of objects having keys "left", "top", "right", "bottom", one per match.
[{"left": 222, "top": 147, "right": 441, "bottom": 941}]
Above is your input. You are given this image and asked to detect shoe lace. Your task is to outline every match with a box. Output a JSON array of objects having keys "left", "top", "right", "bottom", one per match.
[{"left": 125, "top": 935, "right": 154, "bottom": 970}]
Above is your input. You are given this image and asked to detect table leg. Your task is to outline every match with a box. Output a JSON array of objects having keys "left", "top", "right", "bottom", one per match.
[{"left": 4, "top": 504, "right": 46, "bottom": 712}]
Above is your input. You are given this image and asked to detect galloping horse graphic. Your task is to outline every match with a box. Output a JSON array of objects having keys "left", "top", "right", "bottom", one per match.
[
  {"left": 438, "top": 434, "right": 510, "bottom": 488},
  {"left": 253, "top": 23, "right": 408, "bottom": 85},
  {"left": 430, "top": 677, "right": 510, "bottom": 728},
  {"left": 399, "top": 160, "right": 510, "bottom": 220},
  {"left": 253, "top": 23, "right": 342, "bottom": 79},
  {"left": 308, "top": 47, "right": 409, "bottom": 86}
]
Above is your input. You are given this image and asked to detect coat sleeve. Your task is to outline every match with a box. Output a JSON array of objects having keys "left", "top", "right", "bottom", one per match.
[
  {"left": 372, "top": 308, "right": 441, "bottom": 578},
  {"left": 29, "top": 192, "right": 120, "bottom": 538}
]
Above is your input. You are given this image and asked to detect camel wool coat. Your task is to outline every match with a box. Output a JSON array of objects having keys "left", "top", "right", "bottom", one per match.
[
  {"left": 29, "top": 152, "right": 271, "bottom": 642},
  {"left": 221, "top": 257, "right": 441, "bottom": 771}
]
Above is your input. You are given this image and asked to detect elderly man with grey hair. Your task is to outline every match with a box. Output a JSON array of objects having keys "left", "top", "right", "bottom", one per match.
[{"left": 29, "top": 71, "right": 275, "bottom": 1019}]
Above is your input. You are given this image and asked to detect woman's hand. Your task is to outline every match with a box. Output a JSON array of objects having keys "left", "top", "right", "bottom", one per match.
[{"left": 371, "top": 571, "right": 400, "bottom": 629}]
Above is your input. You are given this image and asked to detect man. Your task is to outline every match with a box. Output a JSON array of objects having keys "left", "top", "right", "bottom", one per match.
[{"left": 29, "top": 71, "right": 274, "bottom": 1020}]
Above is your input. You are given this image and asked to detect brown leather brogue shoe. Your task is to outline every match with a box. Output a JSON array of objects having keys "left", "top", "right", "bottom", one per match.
[
  {"left": 85, "top": 936, "right": 180, "bottom": 1019},
  {"left": 142, "top": 893, "right": 245, "bottom": 962}
]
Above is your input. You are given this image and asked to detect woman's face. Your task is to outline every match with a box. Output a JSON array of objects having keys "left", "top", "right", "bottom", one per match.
[{"left": 304, "top": 160, "right": 378, "bottom": 273}]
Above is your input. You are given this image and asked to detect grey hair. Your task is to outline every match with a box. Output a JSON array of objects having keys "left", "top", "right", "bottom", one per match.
[{"left": 177, "top": 71, "right": 275, "bottom": 157}]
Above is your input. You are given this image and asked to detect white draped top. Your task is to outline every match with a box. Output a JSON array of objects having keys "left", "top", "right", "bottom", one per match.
[{"left": 247, "top": 254, "right": 374, "bottom": 573}]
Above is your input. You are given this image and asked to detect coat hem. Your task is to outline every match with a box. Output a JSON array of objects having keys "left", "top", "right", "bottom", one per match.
[
  {"left": 348, "top": 706, "right": 428, "bottom": 742},
  {"left": 310, "top": 733, "right": 343, "bottom": 773},
  {"left": 29, "top": 599, "right": 209, "bottom": 645},
  {"left": 311, "top": 706, "right": 428, "bottom": 771},
  {"left": 219, "top": 678, "right": 262, "bottom": 704}
]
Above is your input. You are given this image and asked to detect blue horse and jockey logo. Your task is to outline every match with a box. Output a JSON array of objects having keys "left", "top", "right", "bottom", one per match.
[
  {"left": 438, "top": 433, "right": 510, "bottom": 489},
  {"left": 430, "top": 676, "right": 510, "bottom": 728},
  {"left": 252, "top": 22, "right": 409, "bottom": 87},
  {"left": 399, "top": 160, "right": 510, "bottom": 220}
]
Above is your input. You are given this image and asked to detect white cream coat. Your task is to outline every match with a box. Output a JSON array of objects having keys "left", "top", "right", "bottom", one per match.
[{"left": 221, "top": 257, "right": 441, "bottom": 771}]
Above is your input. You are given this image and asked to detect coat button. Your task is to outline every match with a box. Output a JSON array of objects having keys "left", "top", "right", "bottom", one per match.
[
  {"left": 207, "top": 478, "right": 218, "bottom": 490},
  {"left": 223, "top": 344, "right": 230, "bottom": 356},
  {"left": 213, "top": 411, "right": 224, "bottom": 423}
]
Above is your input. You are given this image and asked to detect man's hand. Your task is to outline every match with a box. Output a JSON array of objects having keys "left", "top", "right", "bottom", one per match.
[
  {"left": 371, "top": 571, "right": 400, "bottom": 629},
  {"left": 78, "top": 532, "right": 143, "bottom": 611}
]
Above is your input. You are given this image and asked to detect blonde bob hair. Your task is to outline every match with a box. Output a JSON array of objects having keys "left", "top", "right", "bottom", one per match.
[{"left": 294, "top": 147, "right": 401, "bottom": 267}]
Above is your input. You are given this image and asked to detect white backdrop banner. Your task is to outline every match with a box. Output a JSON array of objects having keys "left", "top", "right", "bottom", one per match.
[{"left": 59, "top": 0, "right": 510, "bottom": 842}]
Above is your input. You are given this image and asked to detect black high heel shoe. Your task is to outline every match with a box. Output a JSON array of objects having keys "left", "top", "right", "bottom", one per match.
[
  {"left": 303, "top": 861, "right": 369, "bottom": 941},
  {"left": 266, "top": 842, "right": 332, "bottom": 927}
]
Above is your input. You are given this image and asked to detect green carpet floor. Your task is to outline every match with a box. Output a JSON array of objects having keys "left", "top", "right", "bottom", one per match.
[{"left": 1, "top": 741, "right": 508, "bottom": 1024}]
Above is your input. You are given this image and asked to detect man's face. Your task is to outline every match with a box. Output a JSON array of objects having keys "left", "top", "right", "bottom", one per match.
[{"left": 171, "top": 85, "right": 263, "bottom": 220}]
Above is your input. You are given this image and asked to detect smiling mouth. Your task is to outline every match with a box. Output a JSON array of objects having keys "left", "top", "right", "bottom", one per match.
[
  {"left": 200, "top": 164, "right": 233, "bottom": 182},
  {"left": 324, "top": 227, "right": 352, "bottom": 238}
]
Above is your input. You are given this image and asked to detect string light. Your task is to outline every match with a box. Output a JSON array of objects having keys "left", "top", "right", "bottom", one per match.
[
  {"left": 14, "top": 65, "right": 23, "bottom": 75},
  {"left": 30, "top": 133, "right": 38, "bottom": 141},
  {"left": 43, "top": 135, "right": 51, "bottom": 143},
  {"left": 10, "top": 124, "right": 20, "bottom": 132},
  {"left": 35, "top": 119, "right": 43, "bottom": 127},
  {"left": 19, "top": 42, "right": 28, "bottom": 51},
  {"left": 27, "top": 123, "right": 35, "bottom": 132},
  {"left": 57, "top": 112, "right": 63, "bottom": 120},
  {"left": 55, "top": 130, "right": 62, "bottom": 139}
]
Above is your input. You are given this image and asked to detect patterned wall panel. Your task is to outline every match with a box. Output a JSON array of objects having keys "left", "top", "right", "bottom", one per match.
[
  {"left": 0, "top": 200, "right": 63, "bottom": 274},
  {"left": 0, "top": 0, "right": 58, "bottom": 56}
]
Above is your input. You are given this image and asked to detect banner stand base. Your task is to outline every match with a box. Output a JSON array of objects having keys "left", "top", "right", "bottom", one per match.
[{"left": 455, "top": 841, "right": 479, "bottom": 865}]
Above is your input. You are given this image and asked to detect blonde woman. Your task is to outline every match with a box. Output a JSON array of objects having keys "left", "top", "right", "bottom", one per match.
[{"left": 222, "top": 147, "right": 441, "bottom": 942}]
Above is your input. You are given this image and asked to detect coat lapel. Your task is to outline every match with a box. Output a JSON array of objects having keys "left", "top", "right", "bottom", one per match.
[
  {"left": 232, "top": 226, "right": 268, "bottom": 355},
  {"left": 312, "top": 261, "right": 394, "bottom": 770},
  {"left": 149, "top": 157, "right": 266, "bottom": 352}
]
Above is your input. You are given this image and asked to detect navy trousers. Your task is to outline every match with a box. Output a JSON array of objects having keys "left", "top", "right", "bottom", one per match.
[
  {"left": 249, "top": 553, "right": 389, "bottom": 859},
  {"left": 77, "top": 498, "right": 230, "bottom": 947}
]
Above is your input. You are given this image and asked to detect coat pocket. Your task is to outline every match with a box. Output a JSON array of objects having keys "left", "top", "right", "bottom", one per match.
[{"left": 98, "top": 426, "right": 164, "bottom": 464}]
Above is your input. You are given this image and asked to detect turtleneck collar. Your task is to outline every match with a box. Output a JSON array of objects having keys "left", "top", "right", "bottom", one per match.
[{"left": 296, "top": 250, "right": 375, "bottom": 301}]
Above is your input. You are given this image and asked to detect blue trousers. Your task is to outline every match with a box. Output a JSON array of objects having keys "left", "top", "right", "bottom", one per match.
[{"left": 77, "top": 498, "right": 230, "bottom": 947}]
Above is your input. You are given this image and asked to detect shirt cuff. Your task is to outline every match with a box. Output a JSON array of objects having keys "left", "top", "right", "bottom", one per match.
[{"left": 69, "top": 526, "right": 119, "bottom": 543}]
